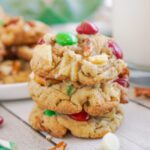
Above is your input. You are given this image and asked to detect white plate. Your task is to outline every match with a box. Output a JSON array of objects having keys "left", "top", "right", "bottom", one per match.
[{"left": 0, "top": 82, "right": 30, "bottom": 101}]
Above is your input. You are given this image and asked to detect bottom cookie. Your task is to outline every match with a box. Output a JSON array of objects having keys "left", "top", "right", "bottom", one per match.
[{"left": 29, "top": 106, "right": 123, "bottom": 139}]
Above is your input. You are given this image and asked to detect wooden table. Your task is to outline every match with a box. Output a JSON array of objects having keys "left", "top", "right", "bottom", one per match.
[{"left": 0, "top": 98, "right": 150, "bottom": 150}]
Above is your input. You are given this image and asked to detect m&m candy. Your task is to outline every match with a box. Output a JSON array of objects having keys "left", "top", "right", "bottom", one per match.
[
  {"left": 0, "top": 116, "right": 4, "bottom": 126},
  {"left": 76, "top": 21, "right": 99, "bottom": 35},
  {"left": 69, "top": 110, "right": 90, "bottom": 121},
  {"left": 56, "top": 32, "right": 78, "bottom": 46},
  {"left": 108, "top": 41, "right": 123, "bottom": 59},
  {"left": 44, "top": 110, "right": 57, "bottom": 117}
]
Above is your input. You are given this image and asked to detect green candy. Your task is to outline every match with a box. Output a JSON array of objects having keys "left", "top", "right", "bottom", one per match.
[
  {"left": 44, "top": 110, "right": 57, "bottom": 117},
  {"left": 67, "top": 84, "right": 74, "bottom": 96},
  {"left": 56, "top": 32, "right": 78, "bottom": 46}
]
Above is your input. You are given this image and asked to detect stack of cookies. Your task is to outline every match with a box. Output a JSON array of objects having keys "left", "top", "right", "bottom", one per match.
[{"left": 29, "top": 21, "right": 129, "bottom": 139}]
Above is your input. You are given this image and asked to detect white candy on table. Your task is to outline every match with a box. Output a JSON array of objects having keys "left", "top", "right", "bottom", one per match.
[{"left": 100, "top": 133, "right": 120, "bottom": 150}]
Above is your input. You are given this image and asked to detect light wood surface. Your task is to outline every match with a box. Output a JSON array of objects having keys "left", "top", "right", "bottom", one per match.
[
  {"left": 1, "top": 100, "right": 150, "bottom": 150},
  {"left": 0, "top": 105, "right": 53, "bottom": 150}
]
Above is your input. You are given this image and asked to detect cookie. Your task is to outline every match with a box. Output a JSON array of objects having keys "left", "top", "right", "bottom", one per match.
[
  {"left": 29, "top": 105, "right": 123, "bottom": 139},
  {"left": 0, "top": 60, "right": 30, "bottom": 84},
  {"left": 0, "top": 17, "right": 49, "bottom": 46},
  {"left": 15, "top": 45, "right": 34, "bottom": 61},
  {"left": 29, "top": 78, "right": 126, "bottom": 116},
  {"left": 30, "top": 33, "right": 127, "bottom": 86}
]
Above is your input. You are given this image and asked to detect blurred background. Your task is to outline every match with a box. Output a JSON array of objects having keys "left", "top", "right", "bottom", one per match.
[
  {"left": 0, "top": 0, "right": 112, "bottom": 25},
  {"left": 0, "top": 0, "right": 112, "bottom": 35}
]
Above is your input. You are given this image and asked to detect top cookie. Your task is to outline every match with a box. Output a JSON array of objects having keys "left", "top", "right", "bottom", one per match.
[{"left": 30, "top": 21, "right": 128, "bottom": 85}]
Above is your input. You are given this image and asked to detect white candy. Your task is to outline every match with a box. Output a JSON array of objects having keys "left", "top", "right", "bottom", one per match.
[{"left": 100, "top": 133, "right": 120, "bottom": 150}]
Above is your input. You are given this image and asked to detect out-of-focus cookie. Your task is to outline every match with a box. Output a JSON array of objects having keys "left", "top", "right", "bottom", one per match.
[
  {"left": 0, "top": 17, "right": 49, "bottom": 46},
  {"left": 0, "top": 60, "right": 30, "bottom": 84},
  {"left": 29, "top": 105, "right": 123, "bottom": 139},
  {"left": 15, "top": 45, "right": 34, "bottom": 61},
  {"left": 29, "top": 78, "right": 126, "bottom": 116}
]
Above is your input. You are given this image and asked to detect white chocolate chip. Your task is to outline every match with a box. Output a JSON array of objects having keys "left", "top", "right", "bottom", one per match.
[
  {"left": 88, "top": 54, "right": 108, "bottom": 65},
  {"left": 100, "top": 133, "right": 120, "bottom": 150},
  {"left": 43, "top": 33, "right": 53, "bottom": 43}
]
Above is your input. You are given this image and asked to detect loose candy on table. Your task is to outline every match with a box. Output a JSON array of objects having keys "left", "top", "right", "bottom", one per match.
[
  {"left": 100, "top": 133, "right": 120, "bottom": 150},
  {"left": 108, "top": 41, "right": 123, "bottom": 59},
  {"left": 0, "top": 116, "right": 4, "bottom": 125},
  {"left": 76, "top": 21, "right": 99, "bottom": 35},
  {"left": 56, "top": 32, "right": 78, "bottom": 46},
  {"left": 0, "top": 139, "right": 16, "bottom": 150},
  {"left": 69, "top": 110, "right": 90, "bottom": 121},
  {"left": 44, "top": 110, "right": 57, "bottom": 117}
]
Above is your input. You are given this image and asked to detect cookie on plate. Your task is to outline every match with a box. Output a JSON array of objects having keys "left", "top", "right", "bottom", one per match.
[
  {"left": 0, "top": 17, "right": 49, "bottom": 46},
  {"left": 29, "top": 105, "right": 123, "bottom": 138}
]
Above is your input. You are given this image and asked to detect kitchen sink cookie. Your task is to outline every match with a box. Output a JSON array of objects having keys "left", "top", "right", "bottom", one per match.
[
  {"left": 29, "top": 105, "right": 123, "bottom": 139},
  {"left": 30, "top": 22, "right": 127, "bottom": 86},
  {"left": 0, "top": 60, "right": 30, "bottom": 84},
  {"left": 29, "top": 78, "right": 127, "bottom": 116},
  {"left": 0, "top": 17, "right": 49, "bottom": 46}
]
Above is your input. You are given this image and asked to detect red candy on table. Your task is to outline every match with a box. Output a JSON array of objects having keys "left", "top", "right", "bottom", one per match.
[
  {"left": 0, "top": 116, "right": 4, "bottom": 125},
  {"left": 76, "top": 21, "right": 99, "bottom": 35},
  {"left": 108, "top": 40, "right": 123, "bottom": 59},
  {"left": 69, "top": 110, "right": 90, "bottom": 121},
  {"left": 115, "top": 78, "right": 130, "bottom": 88}
]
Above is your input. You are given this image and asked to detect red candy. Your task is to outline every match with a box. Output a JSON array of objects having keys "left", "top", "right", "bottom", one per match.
[
  {"left": 76, "top": 21, "right": 99, "bottom": 35},
  {"left": 115, "top": 78, "right": 130, "bottom": 88},
  {"left": 108, "top": 41, "right": 123, "bottom": 59},
  {"left": 37, "top": 38, "right": 45, "bottom": 44},
  {"left": 0, "top": 116, "right": 4, "bottom": 125},
  {"left": 69, "top": 110, "right": 90, "bottom": 121},
  {"left": 27, "top": 21, "right": 35, "bottom": 27}
]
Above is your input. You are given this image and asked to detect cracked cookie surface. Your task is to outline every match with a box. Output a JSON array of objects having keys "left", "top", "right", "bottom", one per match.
[
  {"left": 29, "top": 79, "right": 126, "bottom": 116},
  {"left": 29, "top": 105, "right": 123, "bottom": 138},
  {"left": 30, "top": 33, "right": 127, "bottom": 86}
]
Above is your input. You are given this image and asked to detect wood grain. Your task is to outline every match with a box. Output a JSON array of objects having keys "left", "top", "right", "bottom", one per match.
[
  {"left": 0, "top": 105, "right": 53, "bottom": 150},
  {"left": 2, "top": 100, "right": 149, "bottom": 150}
]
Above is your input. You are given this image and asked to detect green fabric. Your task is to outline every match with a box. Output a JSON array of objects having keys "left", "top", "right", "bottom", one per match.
[{"left": 0, "top": 0, "right": 103, "bottom": 24}]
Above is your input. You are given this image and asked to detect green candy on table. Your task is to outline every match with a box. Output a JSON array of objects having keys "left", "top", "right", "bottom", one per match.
[
  {"left": 44, "top": 110, "right": 57, "bottom": 117},
  {"left": 56, "top": 32, "right": 78, "bottom": 46}
]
